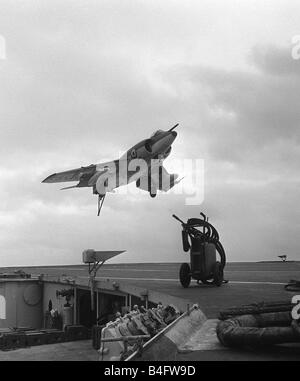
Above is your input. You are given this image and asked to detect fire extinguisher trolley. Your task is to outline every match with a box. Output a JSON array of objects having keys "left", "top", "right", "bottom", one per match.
[{"left": 173, "top": 212, "right": 227, "bottom": 288}]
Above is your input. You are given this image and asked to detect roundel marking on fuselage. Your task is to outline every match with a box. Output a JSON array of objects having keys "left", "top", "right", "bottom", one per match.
[{"left": 131, "top": 149, "right": 137, "bottom": 159}]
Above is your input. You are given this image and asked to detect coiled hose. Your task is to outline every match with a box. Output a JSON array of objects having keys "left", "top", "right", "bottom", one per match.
[{"left": 182, "top": 217, "right": 226, "bottom": 269}]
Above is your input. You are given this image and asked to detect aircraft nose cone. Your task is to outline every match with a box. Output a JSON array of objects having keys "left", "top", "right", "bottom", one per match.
[{"left": 171, "top": 131, "right": 177, "bottom": 138}]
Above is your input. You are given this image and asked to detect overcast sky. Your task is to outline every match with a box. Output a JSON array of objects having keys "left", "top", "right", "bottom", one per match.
[{"left": 0, "top": 0, "right": 300, "bottom": 266}]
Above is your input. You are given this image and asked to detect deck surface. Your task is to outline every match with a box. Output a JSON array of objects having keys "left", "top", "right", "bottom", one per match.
[
  {"left": 0, "top": 261, "right": 299, "bottom": 361},
  {"left": 2, "top": 261, "right": 299, "bottom": 318}
]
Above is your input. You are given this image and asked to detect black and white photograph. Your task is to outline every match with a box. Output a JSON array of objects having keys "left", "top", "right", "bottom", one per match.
[{"left": 0, "top": 0, "right": 300, "bottom": 368}]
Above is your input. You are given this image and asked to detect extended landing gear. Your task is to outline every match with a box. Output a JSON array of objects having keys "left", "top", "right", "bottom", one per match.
[
  {"left": 92, "top": 185, "right": 107, "bottom": 216},
  {"left": 150, "top": 192, "right": 157, "bottom": 198},
  {"left": 97, "top": 194, "right": 106, "bottom": 216}
]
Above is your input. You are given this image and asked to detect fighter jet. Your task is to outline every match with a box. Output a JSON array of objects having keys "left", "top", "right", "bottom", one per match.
[{"left": 42, "top": 124, "right": 182, "bottom": 215}]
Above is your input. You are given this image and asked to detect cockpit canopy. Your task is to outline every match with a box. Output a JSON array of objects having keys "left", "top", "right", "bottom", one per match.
[{"left": 150, "top": 129, "right": 164, "bottom": 138}]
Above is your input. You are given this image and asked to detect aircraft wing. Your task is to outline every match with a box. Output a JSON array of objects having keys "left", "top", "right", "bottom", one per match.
[{"left": 42, "top": 164, "right": 97, "bottom": 183}]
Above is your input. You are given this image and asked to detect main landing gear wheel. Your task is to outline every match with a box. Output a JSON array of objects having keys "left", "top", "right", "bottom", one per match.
[
  {"left": 150, "top": 192, "right": 157, "bottom": 198},
  {"left": 179, "top": 263, "right": 191, "bottom": 288},
  {"left": 213, "top": 261, "right": 224, "bottom": 287}
]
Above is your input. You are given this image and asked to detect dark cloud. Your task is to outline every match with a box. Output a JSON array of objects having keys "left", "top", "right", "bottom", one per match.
[
  {"left": 251, "top": 44, "right": 300, "bottom": 77},
  {"left": 164, "top": 44, "right": 300, "bottom": 169}
]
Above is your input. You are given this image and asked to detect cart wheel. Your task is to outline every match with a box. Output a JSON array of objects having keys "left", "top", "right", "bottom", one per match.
[
  {"left": 213, "top": 261, "right": 223, "bottom": 287},
  {"left": 179, "top": 263, "right": 191, "bottom": 288}
]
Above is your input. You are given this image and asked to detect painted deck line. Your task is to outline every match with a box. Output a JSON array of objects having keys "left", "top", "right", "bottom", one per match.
[
  {"left": 78, "top": 275, "right": 286, "bottom": 286},
  {"left": 51, "top": 267, "right": 300, "bottom": 273},
  {"left": 230, "top": 280, "right": 286, "bottom": 285},
  {"left": 43, "top": 267, "right": 176, "bottom": 272}
]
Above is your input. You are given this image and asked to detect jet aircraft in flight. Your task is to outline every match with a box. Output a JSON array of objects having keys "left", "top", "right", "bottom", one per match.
[{"left": 42, "top": 124, "right": 181, "bottom": 215}]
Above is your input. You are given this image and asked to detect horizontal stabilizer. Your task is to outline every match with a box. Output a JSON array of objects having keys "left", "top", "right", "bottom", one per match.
[{"left": 60, "top": 185, "right": 78, "bottom": 190}]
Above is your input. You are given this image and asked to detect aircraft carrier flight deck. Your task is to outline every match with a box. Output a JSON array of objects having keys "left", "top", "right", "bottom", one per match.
[{"left": 2, "top": 261, "right": 298, "bottom": 318}]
